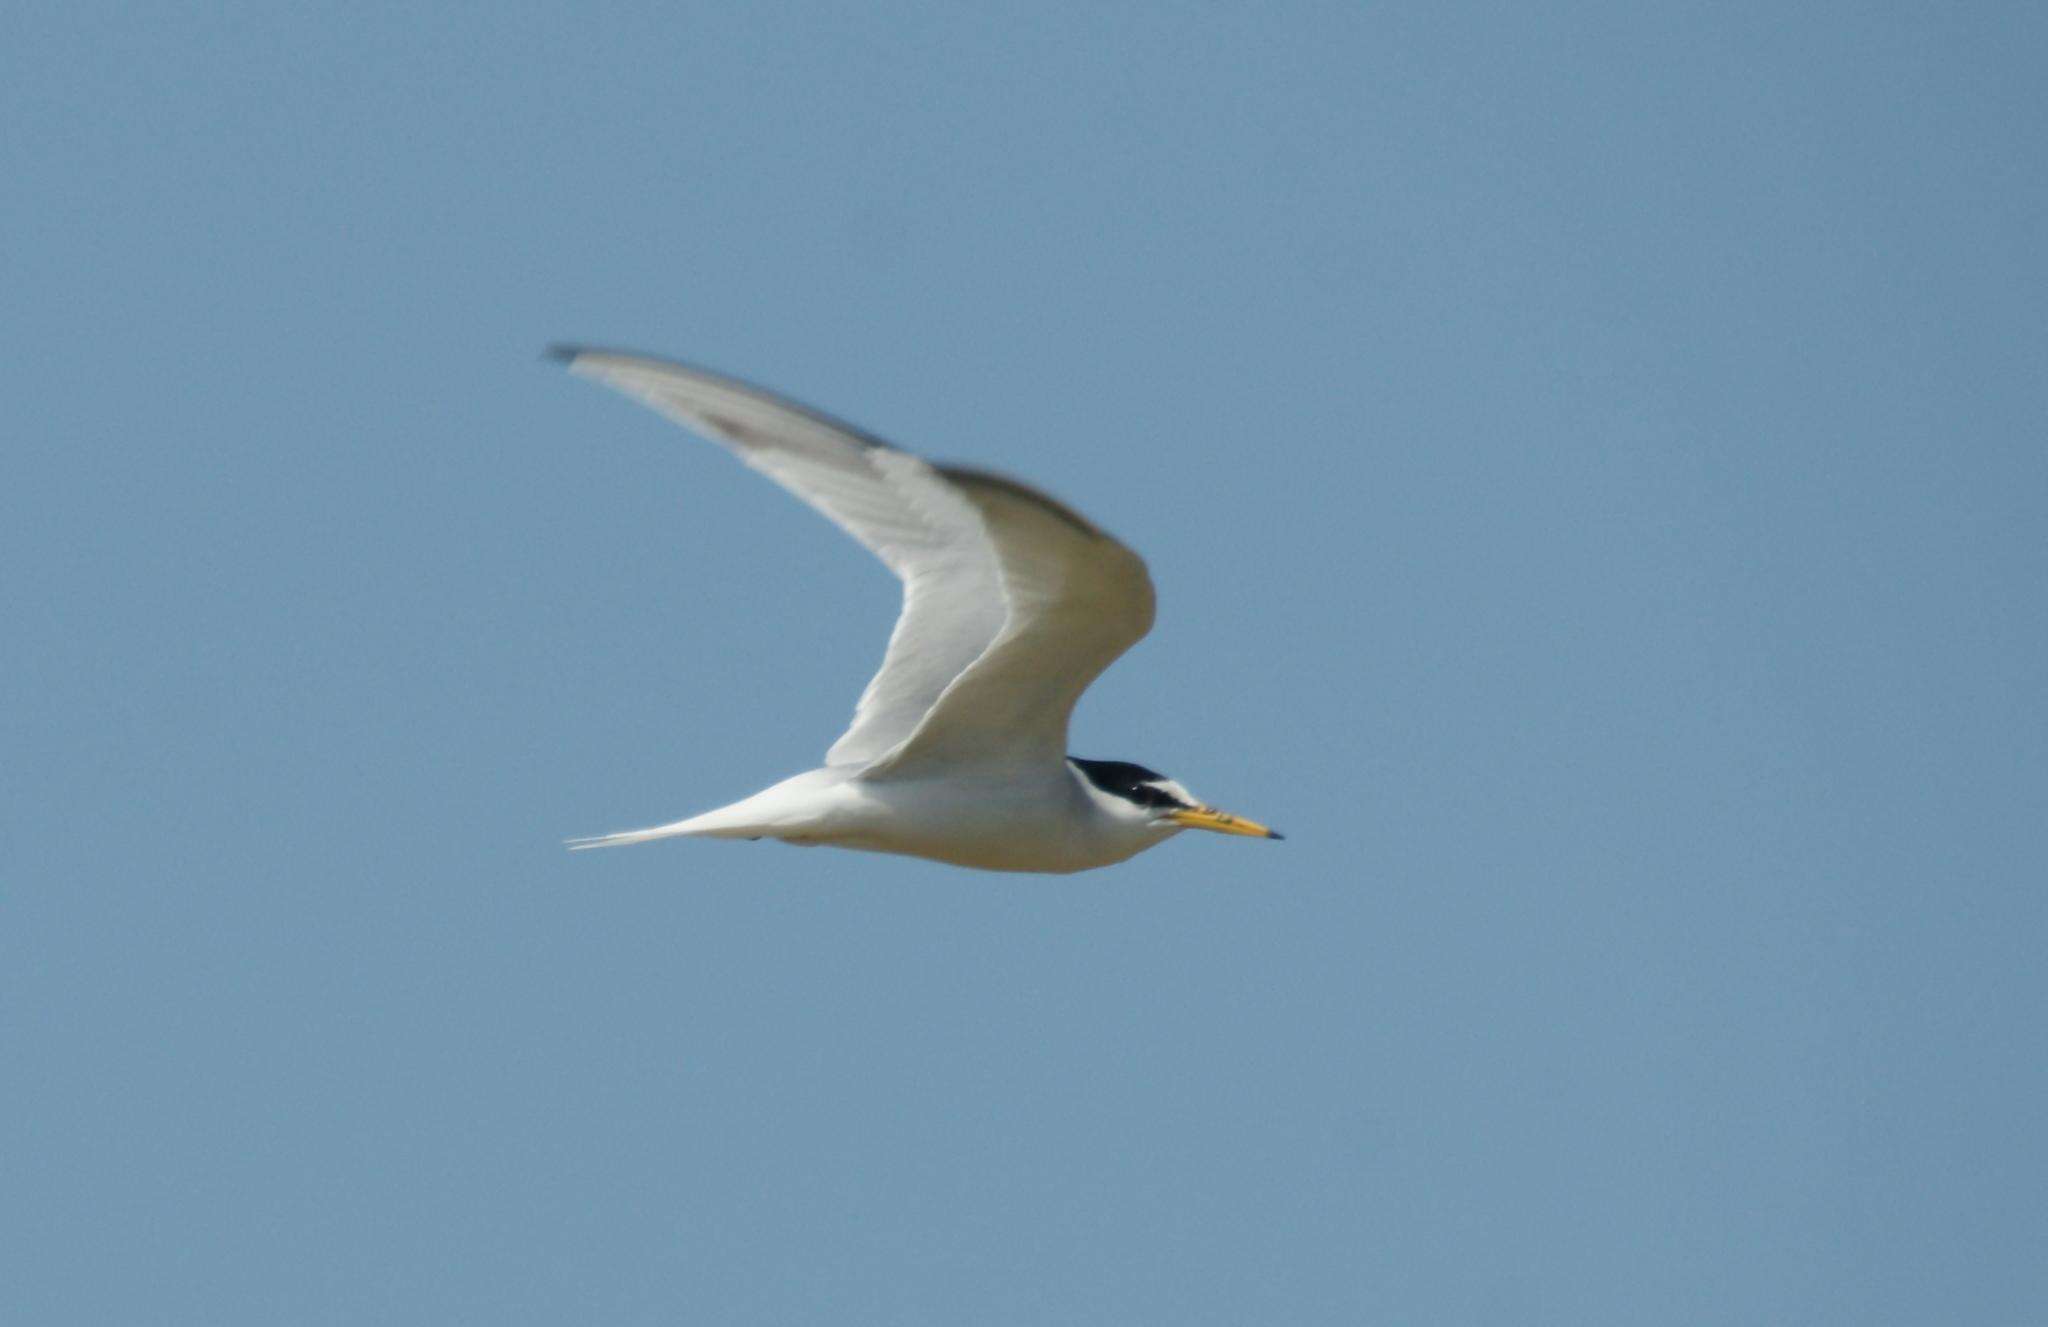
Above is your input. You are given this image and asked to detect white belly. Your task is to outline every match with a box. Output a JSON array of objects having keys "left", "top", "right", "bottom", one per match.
[{"left": 810, "top": 770, "right": 1171, "bottom": 874}]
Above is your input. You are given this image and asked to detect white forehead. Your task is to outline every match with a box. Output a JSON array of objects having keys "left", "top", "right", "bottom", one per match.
[{"left": 1146, "top": 778, "right": 1199, "bottom": 805}]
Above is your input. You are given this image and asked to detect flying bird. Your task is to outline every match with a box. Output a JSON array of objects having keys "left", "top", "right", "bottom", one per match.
[{"left": 555, "top": 346, "right": 1280, "bottom": 872}]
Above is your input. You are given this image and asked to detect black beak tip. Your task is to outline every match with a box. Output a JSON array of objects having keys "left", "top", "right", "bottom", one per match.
[{"left": 1267, "top": 829, "right": 1285, "bottom": 840}]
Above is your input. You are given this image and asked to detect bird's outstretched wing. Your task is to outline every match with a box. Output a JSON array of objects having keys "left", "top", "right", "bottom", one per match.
[
  {"left": 554, "top": 346, "right": 1004, "bottom": 768},
  {"left": 552, "top": 347, "right": 1153, "bottom": 773},
  {"left": 867, "top": 466, "right": 1154, "bottom": 776}
]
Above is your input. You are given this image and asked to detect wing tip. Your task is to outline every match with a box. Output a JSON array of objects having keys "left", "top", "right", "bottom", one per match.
[
  {"left": 544, "top": 344, "right": 896, "bottom": 452},
  {"left": 545, "top": 342, "right": 651, "bottom": 370}
]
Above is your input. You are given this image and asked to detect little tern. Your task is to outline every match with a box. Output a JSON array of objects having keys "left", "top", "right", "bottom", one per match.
[{"left": 556, "top": 346, "right": 1280, "bottom": 873}]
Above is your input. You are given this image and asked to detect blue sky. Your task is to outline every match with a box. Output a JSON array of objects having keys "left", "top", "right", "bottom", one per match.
[{"left": 5, "top": 4, "right": 2044, "bottom": 1322}]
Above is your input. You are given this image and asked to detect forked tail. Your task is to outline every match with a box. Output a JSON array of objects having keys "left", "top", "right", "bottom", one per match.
[
  {"left": 565, "top": 803, "right": 770, "bottom": 851},
  {"left": 566, "top": 823, "right": 696, "bottom": 851}
]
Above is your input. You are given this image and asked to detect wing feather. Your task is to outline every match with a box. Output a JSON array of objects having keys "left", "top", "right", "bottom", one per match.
[
  {"left": 553, "top": 347, "right": 1004, "bottom": 767},
  {"left": 862, "top": 466, "right": 1155, "bottom": 776},
  {"left": 553, "top": 348, "right": 1154, "bottom": 775}
]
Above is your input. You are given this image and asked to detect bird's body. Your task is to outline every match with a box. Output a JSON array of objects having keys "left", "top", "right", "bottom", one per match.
[
  {"left": 555, "top": 347, "right": 1278, "bottom": 873},
  {"left": 608, "top": 764, "right": 1168, "bottom": 874}
]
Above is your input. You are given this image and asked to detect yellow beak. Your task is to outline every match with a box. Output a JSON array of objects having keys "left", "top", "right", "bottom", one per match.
[{"left": 1166, "top": 806, "right": 1284, "bottom": 840}]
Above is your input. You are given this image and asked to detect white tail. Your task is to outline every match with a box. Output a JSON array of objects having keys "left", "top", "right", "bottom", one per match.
[
  {"left": 566, "top": 821, "right": 705, "bottom": 850},
  {"left": 565, "top": 798, "right": 779, "bottom": 851},
  {"left": 568, "top": 772, "right": 842, "bottom": 851}
]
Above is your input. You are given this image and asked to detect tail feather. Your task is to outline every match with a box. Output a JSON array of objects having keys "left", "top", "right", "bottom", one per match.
[
  {"left": 565, "top": 804, "right": 771, "bottom": 851},
  {"left": 570, "top": 775, "right": 832, "bottom": 851},
  {"left": 565, "top": 822, "right": 700, "bottom": 851}
]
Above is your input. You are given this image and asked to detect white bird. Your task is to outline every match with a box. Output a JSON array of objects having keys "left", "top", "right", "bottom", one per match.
[{"left": 555, "top": 346, "right": 1280, "bottom": 873}]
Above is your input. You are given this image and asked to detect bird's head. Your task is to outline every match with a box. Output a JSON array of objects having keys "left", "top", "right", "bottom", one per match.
[{"left": 1068, "top": 757, "right": 1282, "bottom": 841}]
